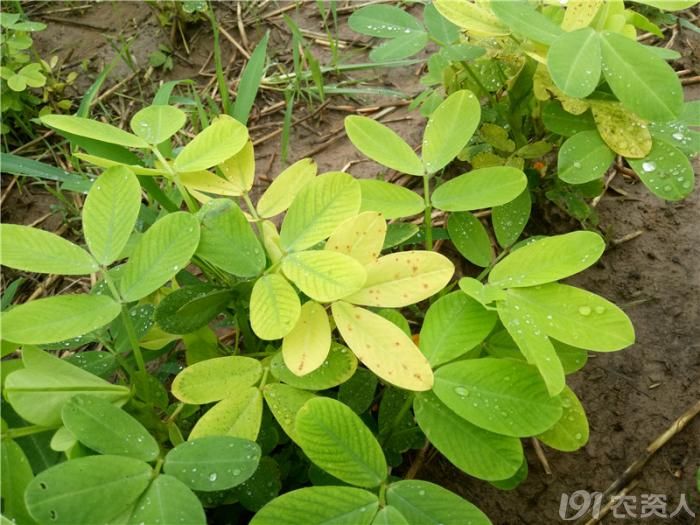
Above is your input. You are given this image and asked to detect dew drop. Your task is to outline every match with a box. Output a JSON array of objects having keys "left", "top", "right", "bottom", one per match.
[
  {"left": 641, "top": 161, "right": 656, "bottom": 173},
  {"left": 454, "top": 386, "right": 469, "bottom": 397},
  {"left": 209, "top": 473, "right": 217, "bottom": 482},
  {"left": 594, "top": 306, "right": 605, "bottom": 314},
  {"left": 578, "top": 306, "right": 591, "bottom": 316}
]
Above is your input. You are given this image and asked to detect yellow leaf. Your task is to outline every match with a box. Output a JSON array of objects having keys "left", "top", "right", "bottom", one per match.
[
  {"left": 250, "top": 273, "right": 301, "bottom": 340},
  {"left": 325, "top": 212, "right": 386, "bottom": 266},
  {"left": 261, "top": 220, "right": 284, "bottom": 264},
  {"left": 343, "top": 251, "right": 454, "bottom": 308},
  {"left": 257, "top": 158, "right": 317, "bottom": 218},
  {"left": 433, "top": 0, "right": 508, "bottom": 36},
  {"left": 562, "top": 0, "right": 603, "bottom": 31},
  {"left": 219, "top": 140, "right": 255, "bottom": 194},
  {"left": 332, "top": 301, "right": 433, "bottom": 391},
  {"left": 179, "top": 170, "right": 242, "bottom": 197},
  {"left": 591, "top": 101, "right": 652, "bottom": 158},
  {"left": 282, "top": 301, "right": 331, "bottom": 376}
]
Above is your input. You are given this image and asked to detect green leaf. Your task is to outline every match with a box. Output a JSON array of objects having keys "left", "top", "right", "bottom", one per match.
[
  {"left": 488, "top": 231, "right": 605, "bottom": 288},
  {"left": 358, "top": 179, "right": 425, "bottom": 219},
  {"left": 599, "top": 31, "right": 683, "bottom": 122},
  {"left": 25, "top": 455, "right": 152, "bottom": 525},
  {"left": 497, "top": 295, "right": 565, "bottom": 396},
  {"left": 433, "top": 358, "right": 562, "bottom": 437},
  {"left": 130, "top": 105, "right": 186, "bottom": 144},
  {"left": 189, "top": 387, "right": 263, "bottom": 441},
  {"left": 250, "top": 273, "right": 302, "bottom": 340},
  {"left": 345, "top": 116, "right": 424, "bottom": 176},
  {"left": 431, "top": 167, "right": 527, "bottom": 212},
  {"left": 83, "top": 165, "right": 142, "bottom": 265},
  {"left": 447, "top": 212, "right": 493, "bottom": 267},
  {"left": 172, "top": 356, "right": 262, "bottom": 404},
  {"left": 127, "top": 474, "right": 206, "bottom": 525},
  {"left": 547, "top": 28, "right": 601, "bottom": 99},
  {"left": 414, "top": 392, "right": 523, "bottom": 481},
  {"left": 5, "top": 347, "right": 129, "bottom": 426},
  {"left": 537, "top": 386, "right": 589, "bottom": 451},
  {"left": 424, "top": 2, "right": 459, "bottom": 44},
  {"left": 295, "top": 397, "right": 387, "bottom": 488},
  {"left": 40, "top": 114, "right": 149, "bottom": 149},
  {"left": 231, "top": 456, "right": 281, "bottom": 512},
  {"left": 262, "top": 384, "right": 315, "bottom": 443},
  {"left": 273, "top": 342, "right": 358, "bottom": 390},
  {"left": 256, "top": 158, "right": 317, "bottom": 219},
  {"left": 119, "top": 212, "right": 200, "bottom": 302},
  {"left": 173, "top": 115, "right": 249, "bottom": 172},
  {"left": 419, "top": 292, "right": 497, "bottom": 367},
  {"left": 422, "top": 90, "right": 481, "bottom": 174},
  {"left": 196, "top": 199, "right": 265, "bottom": 277},
  {"left": 627, "top": 139, "right": 695, "bottom": 201},
  {"left": 492, "top": 188, "right": 531, "bottom": 248},
  {"left": 338, "top": 368, "right": 378, "bottom": 415},
  {"left": 155, "top": 285, "right": 232, "bottom": 335},
  {"left": 280, "top": 301, "right": 332, "bottom": 376},
  {"left": 542, "top": 102, "right": 596, "bottom": 137},
  {"left": 163, "top": 436, "right": 260, "bottom": 492},
  {"left": 0, "top": 224, "right": 98, "bottom": 275},
  {"left": 1, "top": 438, "right": 34, "bottom": 525},
  {"left": 232, "top": 32, "right": 269, "bottom": 125},
  {"left": 490, "top": 0, "right": 563, "bottom": 44},
  {"left": 61, "top": 395, "right": 158, "bottom": 461},
  {"left": 433, "top": 0, "right": 507, "bottom": 36},
  {"left": 348, "top": 4, "right": 423, "bottom": 37},
  {"left": 369, "top": 32, "right": 429, "bottom": 62},
  {"left": 282, "top": 250, "right": 367, "bottom": 303},
  {"left": 332, "top": 301, "right": 434, "bottom": 391},
  {"left": 372, "top": 506, "right": 409, "bottom": 525},
  {"left": 1, "top": 294, "right": 120, "bottom": 345},
  {"left": 558, "top": 130, "right": 615, "bottom": 185},
  {"left": 250, "top": 486, "right": 379, "bottom": 525},
  {"left": 504, "top": 284, "right": 635, "bottom": 351},
  {"left": 387, "top": 480, "right": 491, "bottom": 525},
  {"left": 280, "top": 172, "right": 362, "bottom": 251},
  {"left": 343, "top": 251, "right": 453, "bottom": 308}
]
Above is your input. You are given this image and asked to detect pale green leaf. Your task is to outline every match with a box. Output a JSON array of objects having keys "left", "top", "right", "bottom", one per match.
[
  {"left": 343, "top": 251, "right": 453, "bottom": 308},
  {"left": 74, "top": 152, "right": 168, "bottom": 176},
  {"left": 558, "top": 130, "right": 615, "bottom": 184},
  {"left": 173, "top": 115, "right": 249, "bottom": 172},
  {"left": 40, "top": 114, "right": 149, "bottom": 149},
  {"left": 489, "top": 231, "right": 605, "bottom": 288},
  {"left": 1, "top": 438, "right": 34, "bottom": 525},
  {"left": 1, "top": 294, "right": 120, "bottom": 345},
  {"left": 490, "top": 0, "right": 563, "bottom": 44},
  {"left": 372, "top": 506, "right": 409, "bottom": 525},
  {"left": 295, "top": 397, "right": 387, "bottom": 488},
  {"left": 179, "top": 170, "right": 242, "bottom": 197},
  {"left": 537, "top": 386, "right": 589, "bottom": 452},
  {"left": 431, "top": 167, "right": 527, "bottom": 212},
  {"left": 189, "top": 387, "right": 263, "bottom": 441},
  {"left": 547, "top": 28, "right": 601, "bottom": 99},
  {"left": 0, "top": 224, "right": 98, "bottom": 275},
  {"left": 433, "top": 358, "right": 562, "bottom": 437},
  {"left": 369, "top": 32, "right": 429, "bottom": 62},
  {"left": 172, "top": 356, "right": 262, "bottom": 404},
  {"left": 627, "top": 139, "right": 695, "bottom": 201},
  {"left": 280, "top": 172, "right": 361, "bottom": 251},
  {"left": 282, "top": 250, "right": 367, "bottom": 303},
  {"left": 345, "top": 116, "right": 424, "bottom": 176},
  {"left": 262, "top": 384, "right": 315, "bottom": 443},
  {"left": 281, "top": 301, "right": 331, "bottom": 376},
  {"left": 127, "top": 475, "right": 206, "bottom": 525},
  {"left": 219, "top": 140, "right": 255, "bottom": 194},
  {"left": 250, "top": 273, "right": 301, "bottom": 340},
  {"left": 348, "top": 4, "right": 423, "bottom": 37},
  {"left": 250, "top": 486, "right": 379, "bottom": 525},
  {"left": 504, "top": 284, "right": 635, "bottom": 351},
  {"left": 422, "top": 90, "right": 481, "bottom": 174},
  {"left": 83, "top": 165, "right": 142, "bottom": 265},
  {"left": 256, "top": 158, "right": 317, "bottom": 219},
  {"left": 600, "top": 31, "right": 683, "bottom": 122},
  {"left": 272, "top": 342, "right": 357, "bottom": 390},
  {"left": 541, "top": 102, "right": 596, "bottom": 137},
  {"left": 447, "top": 212, "right": 493, "bottom": 267},
  {"left": 414, "top": 392, "right": 523, "bottom": 481},
  {"left": 433, "top": 0, "right": 507, "bottom": 36},
  {"left": 325, "top": 212, "right": 386, "bottom": 266},
  {"left": 130, "top": 105, "right": 186, "bottom": 144},
  {"left": 358, "top": 179, "right": 425, "bottom": 219},
  {"left": 419, "top": 292, "right": 497, "bottom": 367},
  {"left": 332, "top": 301, "right": 434, "bottom": 391},
  {"left": 119, "top": 212, "right": 200, "bottom": 302}
]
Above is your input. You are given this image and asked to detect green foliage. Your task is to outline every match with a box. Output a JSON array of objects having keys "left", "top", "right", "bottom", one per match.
[{"left": 0, "top": 91, "right": 640, "bottom": 524}]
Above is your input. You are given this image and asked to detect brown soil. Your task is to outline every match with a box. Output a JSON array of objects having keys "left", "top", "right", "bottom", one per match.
[{"left": 5, "top": 3, "right": 700, "bottom": 524}]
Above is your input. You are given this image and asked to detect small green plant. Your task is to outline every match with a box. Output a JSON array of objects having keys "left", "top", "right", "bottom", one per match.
[{"left": 1, "top": 91, "right": 634, "bottom": 523}]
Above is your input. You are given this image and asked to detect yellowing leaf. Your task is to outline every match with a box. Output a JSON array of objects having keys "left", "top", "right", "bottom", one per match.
[
  {"left": 189, "top": 387, "right": 263, "bottom": 441},
  {"left": 179, "top": 170, "right": 242, "bottom": 197},
  {"left": 281, "top": 251, "right": 367, "bottom": 303},
  {"left": 250, "top": 274, "right": 301, "bottom": 340},
  {"left": 74, "top": 153, "right": 168, "bottom": 176},
  {"left": 332, "top": 301, "right": 433, "bottom": 391},
  {"left": 261, "top": 220, "right": 284, "bottom": 264},
  {"left": 282, "top": 301, "right": 331, "bottom": 376},
  {"left": 433, "top": 0, "right": 508, "bottom": 36},
  {"left": 171, "top": 356, "right": 263, "bottom": 404},
  {"left": 257, "top": 158, "right": 317, "bottom": 218},
  {"left": 219, "top": 140, "right": 255, "bottom": 194},
  {"left": 343, "top": 251, "right": 454, "bottom": 308},
  {"left": 173, "top": 115, "right": 248, "bottom": 173},
  {"left": 325, "top": 212, "right": 386, "bottom": 266},
  {"left": 591, "top": 101, "right": 652, "bottom": 158},
  {"left": 562, "top": 0, "right": 603, "bottom": 31}
]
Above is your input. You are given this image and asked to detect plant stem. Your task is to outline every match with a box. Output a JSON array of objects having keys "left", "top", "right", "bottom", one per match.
[
  {"left": 1, "top": 425, "right": 56, "bottom": 440},
  {"left": 423, "top": 175, "right": 433, "bottom": 250},
  {"left": 476, "top": 247, "right": 511, "bottom": 281},
  {"left": 241, "top": 191, "right": 265, "bottom": 245},
  {"left": 120, "top": 304, "right": 148, "bottom": 378},
  {"left": 151, "top": 146, "right": 197, "bottom": 213}
]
